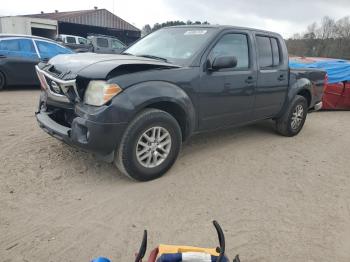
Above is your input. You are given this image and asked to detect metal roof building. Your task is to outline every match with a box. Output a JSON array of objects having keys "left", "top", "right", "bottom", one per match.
[{"left": 23, "top": 8, "right": 141, "bottom": 44}]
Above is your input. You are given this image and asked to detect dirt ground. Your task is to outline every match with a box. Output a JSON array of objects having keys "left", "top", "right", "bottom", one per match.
[{"left": 1, "top": 88, "right": 350, "bottom": 262}]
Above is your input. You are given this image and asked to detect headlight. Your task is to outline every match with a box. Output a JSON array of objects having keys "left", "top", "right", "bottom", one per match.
[{"left": 84, "top": 81, "right": 122, "bottom": 106}]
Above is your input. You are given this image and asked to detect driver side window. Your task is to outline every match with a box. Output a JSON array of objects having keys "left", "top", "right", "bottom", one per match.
[{"left": 210, "top": 34, "right": 249, "bottom": 69}]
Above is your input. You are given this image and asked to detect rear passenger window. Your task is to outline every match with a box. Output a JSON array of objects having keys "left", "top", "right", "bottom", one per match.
[
  {"left": 66, "top": 37, "right": 76, "bottom": 44},
  {"left": 96, "top": 38, "right": 109, "bottom": 48},
  {"left": 211, "top": 34, "right": 249, "bottom": 69},
  {"left": 271, "top": 38, "right": 280, "bottom": 66},
  {"left": 256, "top": 36, "right": 273, "bottom": 68},
  {"left": 256, "top": 36, "right": 281, "bottom": 68}
]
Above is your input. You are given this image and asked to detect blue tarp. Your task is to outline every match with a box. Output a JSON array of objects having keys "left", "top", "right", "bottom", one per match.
[{"left": 289, "top": 58, "right": 350, "bottom": 84}]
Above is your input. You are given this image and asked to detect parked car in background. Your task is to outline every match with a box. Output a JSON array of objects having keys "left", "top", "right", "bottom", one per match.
[
  {"left": 56, "top": 34, "right": 93, "bottom": 53},
  {"left": 36, "top": 25, "right": 327, "bottom": 181},
  {"left": 0, "top": 34, "right": 74, "bottom": 90},
  {"left": 87, "top": 34, "right": 127, "bottom": 54}
]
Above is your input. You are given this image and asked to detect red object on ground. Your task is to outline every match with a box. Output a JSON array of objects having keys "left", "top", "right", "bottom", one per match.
[
  {"left": 339, "top": 82, "right": 350, "bottom": 109},
  {"left": 322, "top": 82, "right": 350, "bottom": 110},
  {"left": 289, "top": 56, "right": 350, "bottom": 110}
]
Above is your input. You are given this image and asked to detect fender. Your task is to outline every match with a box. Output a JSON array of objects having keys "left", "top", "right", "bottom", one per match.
[
  {"left": 122, "top": 81, "right": 196, "bottom": 139},
  {"left": 276, "top": 77, "right": 312, "bottom": 118},
  {"left": 74, "top": 81, "right": 195, "bottom": 161},
  {"left": 76, "top": 81, "right": 196, "bottom": 132}
]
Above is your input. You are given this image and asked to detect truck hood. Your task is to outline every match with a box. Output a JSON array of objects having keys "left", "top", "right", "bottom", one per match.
[{"left": 47, "top": 53, "right": 180, "bottom": 79}]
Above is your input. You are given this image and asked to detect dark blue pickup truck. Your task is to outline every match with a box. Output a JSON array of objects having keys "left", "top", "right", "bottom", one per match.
[{"left": 35, "top": 25, "right": 326, "bottom": 181}]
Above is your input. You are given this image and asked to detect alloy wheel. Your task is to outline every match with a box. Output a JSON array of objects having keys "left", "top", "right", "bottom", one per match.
[
  {"left": 136, "top": 126, "right": 172, "bottom": 168},
  {"left": 291, "top": 104, "right": 304, "bottom": 130}
]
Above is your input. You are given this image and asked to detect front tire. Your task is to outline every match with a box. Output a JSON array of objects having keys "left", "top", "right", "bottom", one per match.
[
  {"left": 115, "top": 109, "right": 182, "bottom": 181},
  {"left": 276, "top": 95, "right": 308, "bottom": 137}
]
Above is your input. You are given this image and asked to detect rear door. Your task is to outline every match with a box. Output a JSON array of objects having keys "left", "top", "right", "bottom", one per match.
[
  {"left": 253, "top": 34, "right": 288, "bottom": 119},
  {"left": 0, "top": 38, "right": 40, "bottom": 86}
]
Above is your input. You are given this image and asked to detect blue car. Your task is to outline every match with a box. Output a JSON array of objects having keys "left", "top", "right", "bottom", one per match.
[{"left": 0, "top": 34, "right": 73, "bottom": 90}]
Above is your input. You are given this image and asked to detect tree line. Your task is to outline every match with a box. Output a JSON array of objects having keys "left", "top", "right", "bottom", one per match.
[
  {"left": 141, "top": 20, "right": 210, "bottom": 36},
  {"left": 286, "top": 16, "right": 350, "bottom": 59}
]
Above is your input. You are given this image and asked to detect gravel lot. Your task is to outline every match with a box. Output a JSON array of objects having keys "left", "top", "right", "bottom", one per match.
[{"left": 1, "top": 88, "right": 350, "bottom": 262}]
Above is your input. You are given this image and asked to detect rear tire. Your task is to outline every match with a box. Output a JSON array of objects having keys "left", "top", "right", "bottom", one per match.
[
  {"left": 0, "top": 71, "right": 5, "bottom": 90},
  {"left": 276, "top": 95, "right": 308, "bottom": 137},
  {"left": 115, "top": 109, "right": 182, "bottom": 181}
]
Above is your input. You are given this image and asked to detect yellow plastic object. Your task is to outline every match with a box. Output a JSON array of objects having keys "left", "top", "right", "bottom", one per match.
[{"left": 158, "top": 244, "right": 219, "bottom": 256}]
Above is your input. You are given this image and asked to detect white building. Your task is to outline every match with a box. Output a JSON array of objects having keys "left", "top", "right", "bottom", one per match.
[
  {"left": 0, "top": 16, "right": 58, "bottom": 38},
  {"left": 0, "top": 9, "right": 140, "bottom": 44}
]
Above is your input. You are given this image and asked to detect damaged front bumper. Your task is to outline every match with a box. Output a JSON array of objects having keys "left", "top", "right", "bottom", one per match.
[
  {"left": 36, "top": 102, "right": 127, "bottom": 162},
  {"left": 35, "top": 64, "right": 129, "bottom": 162}
]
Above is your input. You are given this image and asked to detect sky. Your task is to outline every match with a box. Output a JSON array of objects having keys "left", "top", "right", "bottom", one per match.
[{"left": 1, "top": 0, "right": 350, "bottom": 38}]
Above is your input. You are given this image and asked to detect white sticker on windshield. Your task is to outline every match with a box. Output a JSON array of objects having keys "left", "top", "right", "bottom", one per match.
[{"left": 184, "top": 30, "right": 207, "bottom": 35}]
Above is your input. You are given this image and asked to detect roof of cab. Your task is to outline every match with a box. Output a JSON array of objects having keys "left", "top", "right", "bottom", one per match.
[
  {"left": 163, "top": 25, "right": 282, "bottom": 37},
  {"left": 0, "top": 34, "right": 53, "bottom": 41}
]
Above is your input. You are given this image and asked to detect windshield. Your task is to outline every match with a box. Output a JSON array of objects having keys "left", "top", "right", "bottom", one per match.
[{"left": 125, "top": 27, "right": 216, "bottom": 65}]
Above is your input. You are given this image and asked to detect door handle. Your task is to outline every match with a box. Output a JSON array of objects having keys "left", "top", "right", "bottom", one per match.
[
  {"left": 245, "top": 76, "right": 255, "bottom": 84},
  {"left": 278, "top": 75, "right": 285, "bottom": 81}
]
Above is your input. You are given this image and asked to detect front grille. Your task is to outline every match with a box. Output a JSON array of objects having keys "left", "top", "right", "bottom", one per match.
[
  {"left": 45, "top": 76, "right": 65, "bottom": 95},
  {"left": 37, "top": 65, "right": 80, "bottom": 103}
]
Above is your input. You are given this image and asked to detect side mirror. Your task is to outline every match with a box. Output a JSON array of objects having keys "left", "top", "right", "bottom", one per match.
[{"left": 209, "top": 56, "right": 237, "bottom": 71}]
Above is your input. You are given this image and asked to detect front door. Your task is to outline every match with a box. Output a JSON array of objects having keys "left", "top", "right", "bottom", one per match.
[
  {"left": 198, "top": 32, "right": 257, "bottom": 130},
  {"left": 111, "top": 39, "right": 126, "bottom": 54}
]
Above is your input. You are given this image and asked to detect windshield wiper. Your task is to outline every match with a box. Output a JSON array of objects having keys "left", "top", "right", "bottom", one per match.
[
  {"left": 121, "top": 52, "right": 134, "bottom": 56},
  {"left": 138, "top": 54, "right": 168, "bottom": 63}
]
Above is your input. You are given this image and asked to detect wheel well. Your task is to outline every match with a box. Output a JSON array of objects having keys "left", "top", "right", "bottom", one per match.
[
  {"left": 145, "top": 101, "right": 188, "bottom": 141},
  {"left": 297, "top": 89, "right": 311, "bottom": 107}
]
